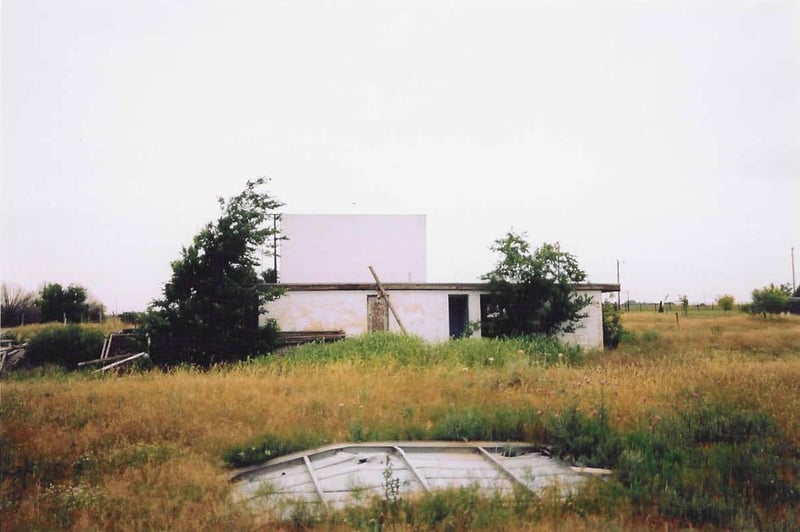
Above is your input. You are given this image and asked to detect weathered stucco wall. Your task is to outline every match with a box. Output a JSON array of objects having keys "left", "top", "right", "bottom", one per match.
[
  {"left": 263, "top": 290, "right": 481, "bottom": 341},
  {"left": 262, "top": 287, "right": 605, "bottom": 348}
]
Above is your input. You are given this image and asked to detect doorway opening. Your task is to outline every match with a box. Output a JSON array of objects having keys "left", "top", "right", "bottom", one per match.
[{"left": 448, "top": 295, "right": 469, "bottom": 338}]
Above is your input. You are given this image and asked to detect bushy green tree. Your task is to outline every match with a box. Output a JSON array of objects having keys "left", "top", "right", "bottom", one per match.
[
  {"left": 145, "top": 179, "right": 284, "bottom": 366},
  {"left": 38, "top": 283, "right": 89, "bottom": 323},
  {"left": 716, "top": 294, "right": 735, "bottom": 312},
  {"left": 481, "top": 232, "right": 591, "bottom": 337},
  {"left": 750, "top": 283, "right": 791, "bottom": 316}
]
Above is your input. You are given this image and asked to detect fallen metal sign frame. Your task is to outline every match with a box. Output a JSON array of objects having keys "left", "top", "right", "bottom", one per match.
[
  {"left": 95, "top": 352, "right": 150, "bottom": 373},
  {"left": 232, "top": 441, "right": 611, "bottom": 516}
]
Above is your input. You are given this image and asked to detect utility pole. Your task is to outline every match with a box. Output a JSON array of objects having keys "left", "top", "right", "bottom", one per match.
[
  {"left": 616, "top": 259, "right": 621, "bottom": 311},
  {"left": 792, "top": 247, "right": 796, "bottom": 293},
  {"left": 273, "top": 214, "right": 278, "bottom": 282}
]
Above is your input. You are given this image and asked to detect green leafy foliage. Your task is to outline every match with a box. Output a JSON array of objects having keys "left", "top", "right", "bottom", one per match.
[
  {"left": 602, "top": 303, "right": 624, "bottom": 348},
  {"left": 260, "top": 332, "right": 582, "bottom": 370},
  {"left": 548, "top": 402, "right": 622, "bottom": 467},
  {"left": 145, "top": 179, "right": 284, "bottom": 366},
  {"left": 680, "top": 295, "right": 689, "bottom": 316},
  {"left": 38, "top": 283, "right": 90, "bottom": 323},
  {"left": 24, "top": 325, "right": 105, "bottom": 368},
  {"left": 481, "top": 232, "right": 591, "bottom": 337},
  {"left": 716, "top": 294, "right": 735, "bottom": 312},
  {"left": 430, "top": 405, "right": 544, "bottom": 442},
  {"left": 616, "top": 400, "right": 799, "bottom": 528},
  {"left": 750, "top": 283, "right": 791, "bottom": 315}
]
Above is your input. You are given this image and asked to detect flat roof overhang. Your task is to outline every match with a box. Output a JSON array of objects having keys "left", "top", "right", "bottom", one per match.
[{"left": 270, "top": 282, "right": 620, "bottom": 293}]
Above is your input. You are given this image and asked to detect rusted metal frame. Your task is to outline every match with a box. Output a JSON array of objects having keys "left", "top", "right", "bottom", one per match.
[
  {"left": 368, "top": 266, "right": 408, "bottom": 335},
  {"left": 392, "top": 446, "right": 431, "bottom": 492},
  {"left": 476, "top": 446, "right": 533, "bottom": 493},
  {"left": 101, "top": 333, "right": 146, "bottom": 360},
  {"left": 302, "top": 455, "right": 329, "bottom": 508}
]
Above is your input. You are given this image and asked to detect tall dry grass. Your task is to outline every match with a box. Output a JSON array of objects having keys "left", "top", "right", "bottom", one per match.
[{"left": 2, "top": 312, "right": 799, "bottom": 529}]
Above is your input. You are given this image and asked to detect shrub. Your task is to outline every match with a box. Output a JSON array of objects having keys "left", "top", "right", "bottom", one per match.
[
  {"left": 24, "top": 325, "right": 105, "bottom": 369},
  {"left": 548, "top": 403, "right": 621, "bottom": 468},
  {"left": 750, "top": 283, "right": 790, "bottom": 315},
  {"left": 716, "top": 294, "right": 735, "bottom": 312},
  {"left": 602, "top": 303, "right": 623, "bottom": 349}
]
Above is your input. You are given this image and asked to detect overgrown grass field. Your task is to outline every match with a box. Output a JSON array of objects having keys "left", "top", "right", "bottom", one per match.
[{"left": 2, "top": 312, "right": 799, "bottom": 530}]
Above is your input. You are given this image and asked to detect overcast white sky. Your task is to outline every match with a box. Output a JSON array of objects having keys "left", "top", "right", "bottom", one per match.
[{"left": 2, "top": 0, "right": 799, "bottom": 313}]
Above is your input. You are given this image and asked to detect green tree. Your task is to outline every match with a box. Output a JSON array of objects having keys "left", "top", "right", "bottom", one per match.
[
  {"left": 716, "top": 294, "right": 735, "bottom": 312},
  {"left": 481, "top": 232, "right": 591, "bottom": 337},
  {"left": 145, "top": 179, "right": 284, "bottom": 366},
  {"left": 680, "top": 295, "right": 689, "bottom": 316},
  {"left": 750, "top": 283, "right": 790, "bottom": 316},
  {"left": 38, "top": 283, "right": 89, "bottom": 323}
]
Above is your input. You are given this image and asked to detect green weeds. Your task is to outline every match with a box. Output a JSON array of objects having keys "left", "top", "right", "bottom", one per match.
[
  {"left": 259, "top": 332, "right": 583, "bottom": 370},
  {"left": 222, "top": 432, "right": 328, "bottom": 468},
  {"left": 616, "top": 399, "right": 799, "bottom": 528},
  {"left": 548, "top": 400, "right": 621, "bottom": 468}
]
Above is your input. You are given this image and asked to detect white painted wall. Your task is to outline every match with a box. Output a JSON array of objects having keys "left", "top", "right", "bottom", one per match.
[
  {"left": 263, "top": 289, "right": 480, "bottom": 341},
  {"left": 279, "top": 214, "right": 427, "bottom": 283},
  {"left": 558, "top": 289, "right": 604, "bottom": 350},
  {"left": 263, "top": 287, "right": 606, "bottom": 348}
]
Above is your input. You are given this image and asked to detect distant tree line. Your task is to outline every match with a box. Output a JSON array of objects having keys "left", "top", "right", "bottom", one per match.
[
  {"left": 612, "top": 285, "right": 799, "bottom": 316},
  {"left": 1, "top": 282, "right": 105, "bottom": 327}
]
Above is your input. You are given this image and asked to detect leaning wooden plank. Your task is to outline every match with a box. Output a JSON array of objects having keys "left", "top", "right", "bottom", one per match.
[
  {"left": 368, "top": 265, "right": 408, "bottom": 335},
  {"left": 95, "top": 352, "right": 149, "bottom": 373}
]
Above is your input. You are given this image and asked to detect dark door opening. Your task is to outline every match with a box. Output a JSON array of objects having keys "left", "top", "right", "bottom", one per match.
[{"left": 448, "top": 295, "right": 469, "bottom": 338}]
